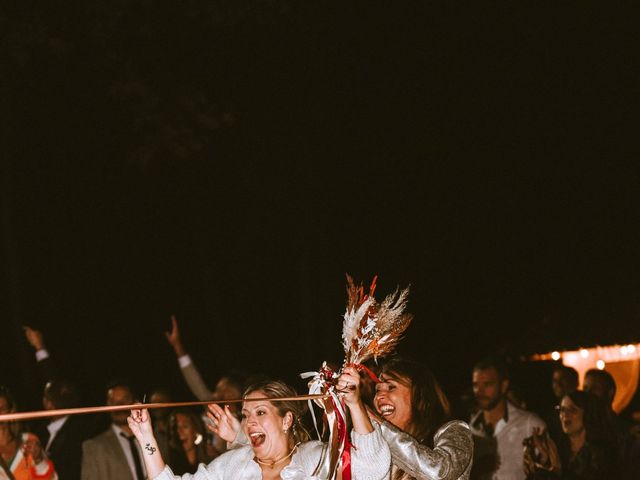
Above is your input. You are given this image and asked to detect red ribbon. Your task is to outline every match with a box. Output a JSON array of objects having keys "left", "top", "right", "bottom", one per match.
[
  {"left": 317, "top": 361, "right": 379, "bottom": 480},
  {"left": 330, "top": 393, "right": 351, "bottom": 480},
  {"left": 348, "top": 363, "right": 381, "bottom": 383}
]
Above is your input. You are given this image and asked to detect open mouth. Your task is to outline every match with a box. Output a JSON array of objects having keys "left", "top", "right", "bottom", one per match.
[
  {"left": 249, "top": 432, "right": 266, "bottom": 447},
  {"left": 378, "top": 404, "right": 395, "bottom": 417}
]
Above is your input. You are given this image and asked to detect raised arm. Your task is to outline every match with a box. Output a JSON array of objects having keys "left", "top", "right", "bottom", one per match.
[
  {"left": 339, "top": 366, "right": 374, "bottom": 434},
  {"left": 340, "top": 366, "right": 391, "bottom": 480},
  {"left": 24, "top": 326, "right": 57, "bottom": 382},
  {"left": 165, "top": 315, "right": 213, "bottom": 401},
  {"left": 128, "top": 408, "right": 167, "bottom": 478}
]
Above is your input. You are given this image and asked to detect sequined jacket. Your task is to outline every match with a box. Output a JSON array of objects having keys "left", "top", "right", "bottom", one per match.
[{"left": 379, "top": 420, "right": 473, "bottom": 480}]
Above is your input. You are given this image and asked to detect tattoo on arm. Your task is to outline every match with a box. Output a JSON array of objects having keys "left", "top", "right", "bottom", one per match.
[{"left": 145, "top": 443, "right": 157, "bottom": 455}]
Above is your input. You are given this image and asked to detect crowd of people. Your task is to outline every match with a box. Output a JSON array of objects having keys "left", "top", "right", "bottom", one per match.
[{"left": 1, "top": 318, "right": 639, "bottom": 480}]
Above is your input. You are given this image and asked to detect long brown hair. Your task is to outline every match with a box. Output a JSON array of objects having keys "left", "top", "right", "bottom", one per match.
[{"left": 380, "top": 358, "right": 451, "bottom": 447}]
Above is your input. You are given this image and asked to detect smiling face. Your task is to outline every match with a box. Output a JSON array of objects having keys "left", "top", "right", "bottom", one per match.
[
  {"left": 241, "top": 390, "right": 292, "bottom": 462},
  {"left": 559, "top": 395, "right": 585, "bottom": 436},
  {"left": 374, "top": 372, "right": 413, "bottom": 431}
]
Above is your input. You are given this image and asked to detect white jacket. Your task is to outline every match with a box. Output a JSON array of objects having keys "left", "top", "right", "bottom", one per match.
[{"left": 153, "top": 425, "right": 391, "bottom": 480}]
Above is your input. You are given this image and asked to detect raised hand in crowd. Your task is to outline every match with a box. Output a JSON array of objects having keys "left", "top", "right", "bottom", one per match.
[
  {"left": 24, "top": 326, "right": 46, "bottom": 351},
  {"left": 165, "top": 315, "right": 186, "bottom": 358}
]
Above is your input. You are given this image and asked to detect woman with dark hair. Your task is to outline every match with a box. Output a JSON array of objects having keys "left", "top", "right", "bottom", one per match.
[
  {"left": 556, "top": 390, "right": 617, "bottom": 479},
  {"left": 0, "top": 387, "right": 58, "bottom": 480},
  {"left": 128, "top": 368, "right": 391, "bottom": 479},
  {"left": 168, "top": 408, "right": 217, "bottom": 474},
  {"left": 372, "top": 358, "right": 473, "bottom": 480}
]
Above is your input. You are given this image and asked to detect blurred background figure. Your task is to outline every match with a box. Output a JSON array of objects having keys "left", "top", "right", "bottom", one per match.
[
  {"left": 81, "top": 382, "right": 145, "bottom": 480},
  {"left": 24, "top": 327, "right": 95, "bottom": 480},
  {"left": 552, "top": 366, "right": 579, "bottom": 401},
  {"left": 39, "top": 379, "right": 92, "bottom": 480},
  {"left": 0, "top": 386, "right": 58, "bottom": 480},
  {"left": 164, "top": 315, "right": 250, "bottom": 455},
  {"left": 168, "top": 408, "right": 216, "bottom": 474},
  {"left": 147, "top": 388, "right": 173, "bottom": 460},
  {"left": 556, "top": 390, "right": 618, "bottom": 479},
  {"left": 470, "top": 357, "right": 546, "bottom": 480},
  {"left": 547, "top": 365, "right": 579, "bottom": 446},
  {"left": 164, "top": 316, "right": 245, "bottom": 411},
  {"left": 584, "top": 369, "right": 640, "bottom": 480}
]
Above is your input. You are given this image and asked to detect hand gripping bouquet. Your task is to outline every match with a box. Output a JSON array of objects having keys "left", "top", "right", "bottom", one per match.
[{"left": 301, "top": 275, "right": 413, "bottom": 480}]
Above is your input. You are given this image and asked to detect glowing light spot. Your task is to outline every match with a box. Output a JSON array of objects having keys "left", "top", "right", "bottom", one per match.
[
  {"left": 563, "top": 352, "right": 578, "bottom": 366},
  {"left": 580, "top": 349, "right": 589, "bottom": 358},
  {"left": 596, "top": 360, "right": 605, "bottom": 370},
  {"left": 621, "top": 346, "right": 628, "bottom": 355},
  {"left": 628, "top": 345, "right": 637, "bottom": 354},
  {"left": 551, "top": 351, "right": 561, "bottom": 361}
]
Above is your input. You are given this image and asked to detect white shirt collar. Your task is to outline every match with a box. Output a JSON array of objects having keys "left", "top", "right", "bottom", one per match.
[{"left": 45, "top": 415, "right": 69, "bottom": 451}]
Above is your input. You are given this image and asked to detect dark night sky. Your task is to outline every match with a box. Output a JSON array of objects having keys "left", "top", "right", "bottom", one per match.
[{"left": 1, "top": 2, "right": 638, "bottom": 412}]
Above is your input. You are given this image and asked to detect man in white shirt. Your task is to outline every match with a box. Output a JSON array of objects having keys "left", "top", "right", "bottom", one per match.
[{"left": 469, "top": 357, "right": 546, "bottom": 480}]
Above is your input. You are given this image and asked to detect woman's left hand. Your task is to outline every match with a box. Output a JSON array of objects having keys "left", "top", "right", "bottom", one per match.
[{"left": 338, "top": 366, "right": 362, "bottom": 407}]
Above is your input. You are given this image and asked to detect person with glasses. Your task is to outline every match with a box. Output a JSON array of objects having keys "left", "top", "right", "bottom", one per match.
[
  {"left": 127, "top": 371, "right": 391, "bottom": 480},
  {"left": 556, "top": 390, "right": 618, "bottom": 479}
]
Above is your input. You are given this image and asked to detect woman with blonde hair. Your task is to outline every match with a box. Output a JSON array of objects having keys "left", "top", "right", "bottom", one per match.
[{"left": 128, "top": 367, "right": 391, "bottom": 479}]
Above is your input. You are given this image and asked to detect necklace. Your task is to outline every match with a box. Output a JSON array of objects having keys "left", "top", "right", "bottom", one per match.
[{"left": 255, "top": 443, "right": 300, "bottom": 468}]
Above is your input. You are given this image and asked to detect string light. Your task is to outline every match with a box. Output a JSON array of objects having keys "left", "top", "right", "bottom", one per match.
[{"left": 531, "top": 342, "right": 640, "bottom": 414}]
